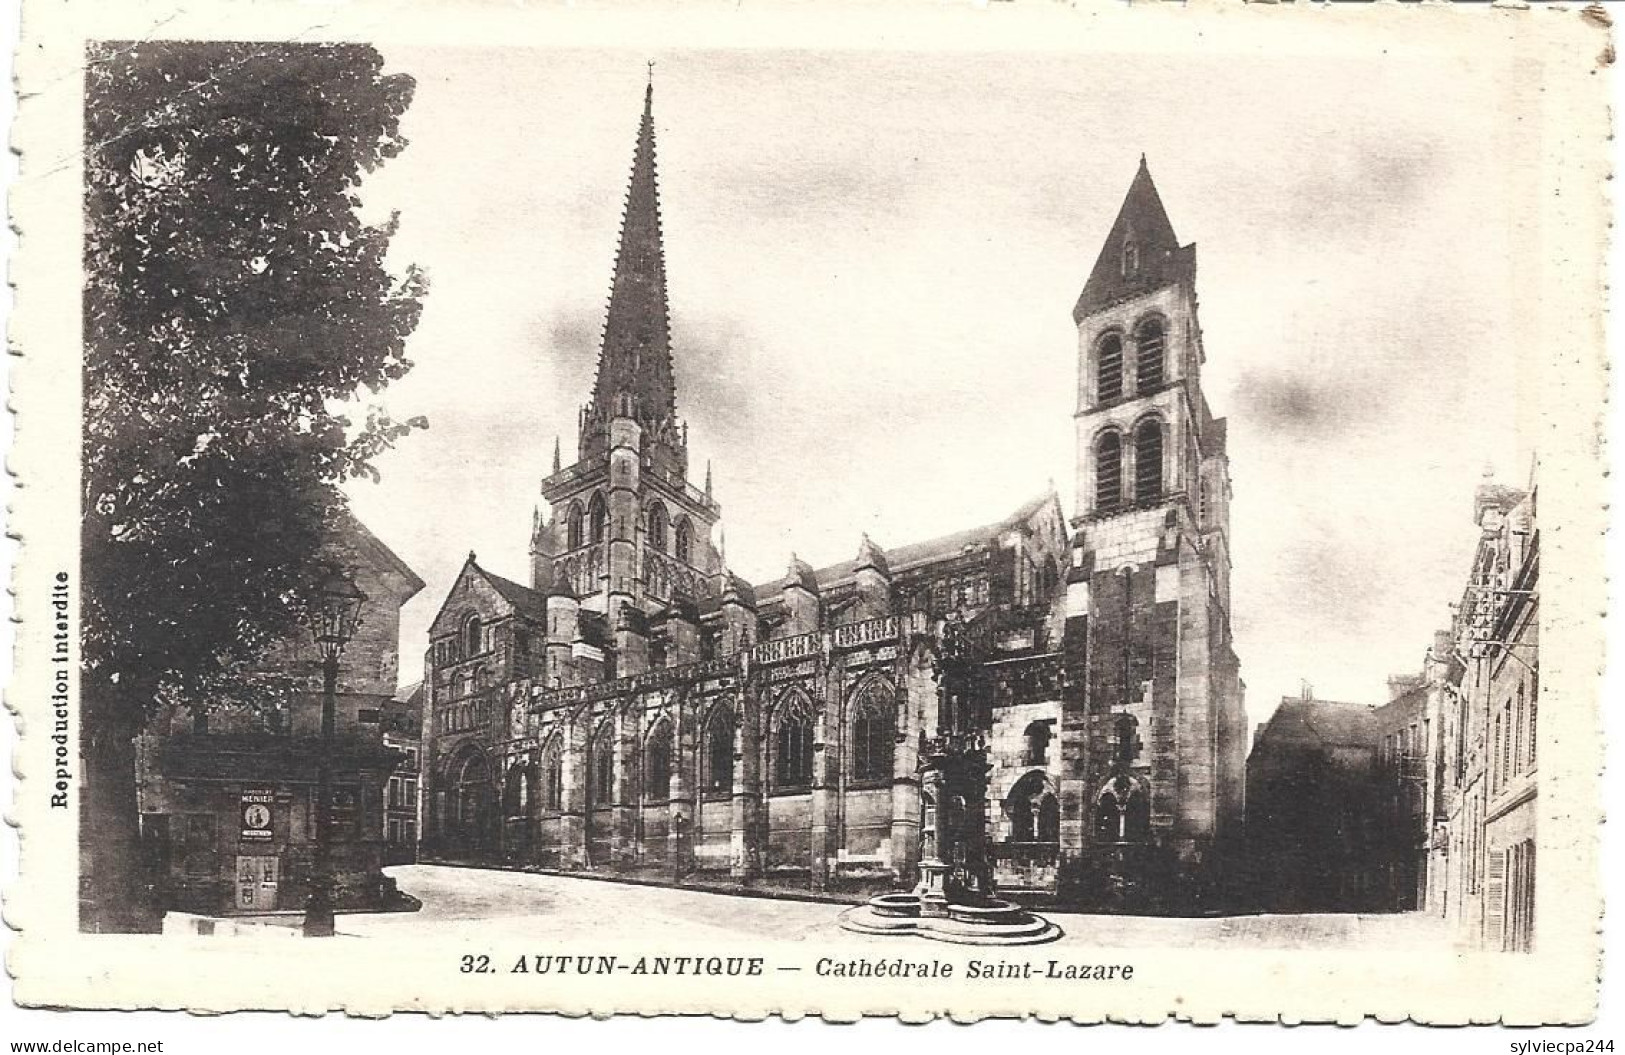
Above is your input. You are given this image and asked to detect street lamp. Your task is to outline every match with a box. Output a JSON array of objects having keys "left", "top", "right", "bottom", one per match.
[{"left": 302, "top": 563, "right": 366, "bottom": 938}]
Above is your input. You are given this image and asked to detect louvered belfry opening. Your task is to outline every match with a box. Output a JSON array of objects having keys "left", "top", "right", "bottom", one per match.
[
  {"left": 1134, "top": 419, "right": 1163, "bottom": 503},
  {"left": 1136, "top": 318, "right": 1165, "bottom": 389},
  {"left": 1097, "top": 333, "right": 1124, "bottom": 402},
  {"left": 1095, "top": 431, "right": 1123, "bottom": 512}
]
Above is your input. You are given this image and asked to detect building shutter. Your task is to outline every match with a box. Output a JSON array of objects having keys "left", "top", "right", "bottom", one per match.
[{"left": 1484, "top": 847, "right": 1508, "bottom": 951}]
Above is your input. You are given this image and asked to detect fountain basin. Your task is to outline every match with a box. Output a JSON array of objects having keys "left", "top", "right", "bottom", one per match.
[{"left": 838, "top": 891, "right": 1061, "bottom": 945}]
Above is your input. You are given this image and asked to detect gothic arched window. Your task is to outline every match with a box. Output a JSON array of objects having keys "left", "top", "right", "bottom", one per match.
[
  {"left": 851, "top": 684, "right": 894, "bottom": 783},
  {"left": 588, "top": 492, "right": 608, "bottom": 544},
  {"left": 567, "top": 502, "right": 584, "bottom": 549},
  {"left": 674, "top": 518, "right": 693, "bottom": 565},
  {"left": 540, "top": 738, "right": 563, "bottom": 811},
  {"left": 1136, "top": 317, "right": 1166, "bottom": 390},
  {"left": 646, "top": 501, "right": 668, "bottom": 554},
  {"left": 1094, "top": 778, "right": 1150, "bottom": 843},
  {"left": 1096, "top": 333, "right": 1124, "bottom": 403},
  {"left": 703, "top": 704, "right": 734, "bottom": 794},
  {"left": 773, "top": 692, "right": 815, "bottom": 790},
  {"left": 1134, "top": 418, "right": 1164, "bottom": 503},
  {"left": 503, "top": 763, "right": 531, "bottom": 817},
  {"left": 589, "top": 725, "right": 615, "bottom": 807},
  {"left": 1038, "top": 794, "right": 1060, "bottom": 843},
  {"left": 644, "top": 720, "right": 673, "bottom": 802},
  {"left": 1095, "top": 431, "right": 1123, "bottom": 512},
  {"left": 1007, "top": 771, "right": 1059, "bottom": 844},
  {"left": 464, "top": 614, "right": 483, "bottom": 657}
]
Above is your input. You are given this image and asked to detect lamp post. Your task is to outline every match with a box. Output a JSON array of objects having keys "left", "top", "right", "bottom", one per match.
[{"left": 302, "top": 564, "right": 366, "bottom": 938}]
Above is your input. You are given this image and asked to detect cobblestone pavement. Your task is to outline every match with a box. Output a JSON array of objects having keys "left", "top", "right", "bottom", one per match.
[{"left": 342, "top": 865, "right": 1451, "bottom": 951}]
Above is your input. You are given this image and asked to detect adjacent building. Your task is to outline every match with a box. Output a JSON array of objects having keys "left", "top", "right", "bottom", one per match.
[
  {"left": 1367, "top": 634, "right": 1462, "bottom": 916},
  {"left": 135, "top": 515, "right": 425, "bottom": 916},
  {"left": 382, "top": 681, "right": 424, "bottom": 866},
  {"left": 1429, "top": 475, "right": 1539, "bottom": 951},
  {"left": 416, "top": 84, "right": 1246, "bottom": 911},
  {"left": 1244, "top": 692, "right": 1384, "bottom": 912}
]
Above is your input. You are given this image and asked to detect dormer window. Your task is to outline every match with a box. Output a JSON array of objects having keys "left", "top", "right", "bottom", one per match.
[{"left": 1121, "top": 240, "right": 1139, "bottom": 277}]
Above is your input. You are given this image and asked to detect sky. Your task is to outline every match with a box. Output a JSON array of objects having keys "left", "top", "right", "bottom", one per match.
[{"left": 342, "top": 44, "right": 1537, "bottom": 727}]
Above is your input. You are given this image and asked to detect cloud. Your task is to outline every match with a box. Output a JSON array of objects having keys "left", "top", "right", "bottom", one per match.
[
  {"left": 1231, "top": 367, "right": 1383, "bottom": 440},
  {"left": 673, "top": 315, "right": 775, "bottom": 458},
  {"left": 545, "top": 308, "right": 603, "bottom": 382},
  {"left": 1277, "top": 133, "right": 1440, "bottom": 246}
]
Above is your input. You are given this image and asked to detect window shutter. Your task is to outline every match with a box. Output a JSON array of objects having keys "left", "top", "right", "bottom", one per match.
[{"left": 1484, "top": 847, "right": 1508, "bottom": 951}]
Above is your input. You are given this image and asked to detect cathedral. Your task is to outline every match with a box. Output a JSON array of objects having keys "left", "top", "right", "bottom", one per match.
[{"left": 417, "top": 83, "right": 1248, "bottom": 910}]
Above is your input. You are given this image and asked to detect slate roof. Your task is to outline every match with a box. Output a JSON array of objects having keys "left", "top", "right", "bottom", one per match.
[
  {"left": 1074, "top": 156, "right": 1196, "bottom": 322},
  {"left": 1262, "top": 698, "right": 1379, "bottom": 750},
  {"left": 749, "top": 490, "right": 1058, "bottom": 605},
  {"left": 336, "top": 509, "right": 426, "bottom": 598},
  {"left": 479, "top": 565, "right": 550, "bottom": 622}
]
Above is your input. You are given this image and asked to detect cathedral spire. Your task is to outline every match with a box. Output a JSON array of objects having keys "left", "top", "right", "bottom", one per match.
[{"left": 583, "top": 80, "right": 677, "bottom": 446}]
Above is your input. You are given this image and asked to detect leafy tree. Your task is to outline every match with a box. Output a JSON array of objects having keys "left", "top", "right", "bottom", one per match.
[{"left": 81, "top": 42, "right": 427, "bottom": 931}]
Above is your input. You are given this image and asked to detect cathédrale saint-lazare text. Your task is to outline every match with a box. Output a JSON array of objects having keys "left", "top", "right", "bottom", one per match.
[{"left": 4, "top": 0, "right": 1611, "bottom": 1028}]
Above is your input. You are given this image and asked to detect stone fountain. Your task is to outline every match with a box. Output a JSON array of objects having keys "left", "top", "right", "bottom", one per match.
[{"left": 839, "top": 615, "right": 1059, "bottom": 945}]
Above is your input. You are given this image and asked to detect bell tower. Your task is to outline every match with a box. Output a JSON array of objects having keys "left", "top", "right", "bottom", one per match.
[
  {"left": 535, "top": 80, "right": 722, "bottom": 648},
  {"left": 1063, "top": 157, "right": 1246, "bottom": 904}
]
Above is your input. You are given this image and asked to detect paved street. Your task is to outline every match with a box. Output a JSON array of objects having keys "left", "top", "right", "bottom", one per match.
[{"left": 341, "top": 864, "right": 1451, "bottom": 951}]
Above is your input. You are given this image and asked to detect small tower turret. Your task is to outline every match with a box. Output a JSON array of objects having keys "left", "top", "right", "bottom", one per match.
[
  {"left": 719, "top": 572, "right": 758, "bottom": 656},
  {"left": 782, "top": 555, "right": 822, "bottom": 635},
  {"left": 531, "top": 506, "right": 560, "bottom": 592},
  {"left": 853, "top": 534, "right": 893, "bottom": 620},
  {"left": 615, "top": 601, "right": 651, "bottom": 676},
  {"left": 545, "top": 583, "right": 581, "bottom": 687},
  {"left": 654, "top": 593, "right": 702, "bottom": 667}
]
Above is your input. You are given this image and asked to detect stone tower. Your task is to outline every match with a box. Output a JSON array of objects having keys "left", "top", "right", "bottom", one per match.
[
  {"left": 1062, "top": 158, "right": 1247, "bottom": 905},
  {"left": 535, "top": 83, "right": 722, "bottom": 670}
]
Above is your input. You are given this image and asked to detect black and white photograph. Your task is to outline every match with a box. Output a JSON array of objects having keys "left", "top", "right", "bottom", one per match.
[{"left": 3, "top": 0, "right": 1613, "bottom": 1030}]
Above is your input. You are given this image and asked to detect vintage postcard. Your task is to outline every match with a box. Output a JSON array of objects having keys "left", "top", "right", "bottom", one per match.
[{"left": 5, "top": 0, "right": 1611, "bottom": 1024}]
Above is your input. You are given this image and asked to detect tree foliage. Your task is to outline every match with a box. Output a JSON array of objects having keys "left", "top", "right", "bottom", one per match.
[{"left": 82, "top": 42, "right": 427, "bottom": 718}]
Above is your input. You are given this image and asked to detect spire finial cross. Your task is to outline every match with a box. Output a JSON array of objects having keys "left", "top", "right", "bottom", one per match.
[{"left": 647, "top": 60, "right": 655, "bottom": 86}]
